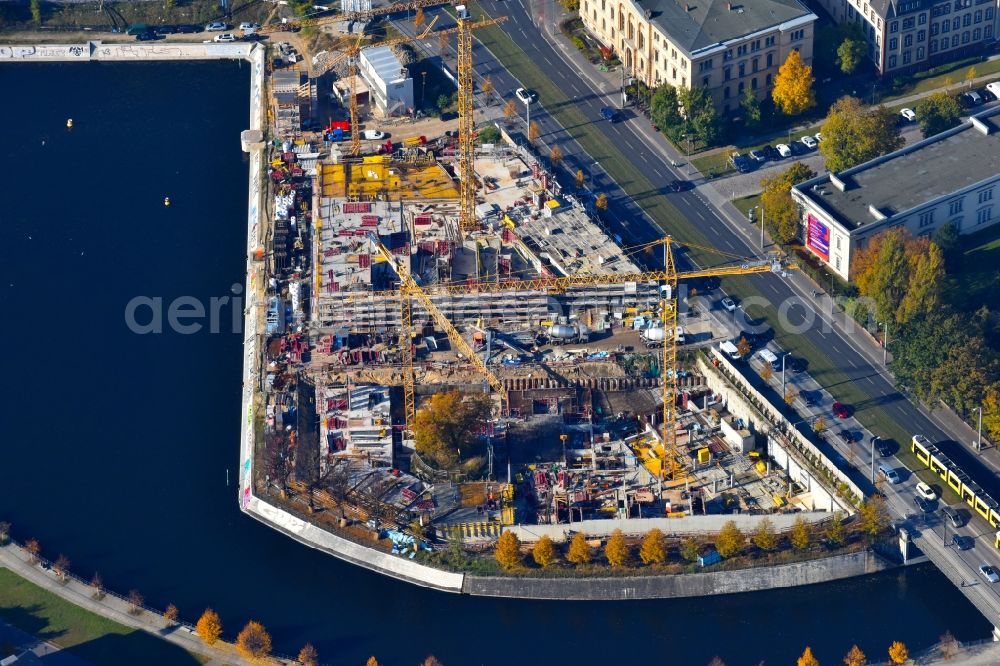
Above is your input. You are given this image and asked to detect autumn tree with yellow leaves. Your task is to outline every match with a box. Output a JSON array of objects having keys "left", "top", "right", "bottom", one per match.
[
  {"left": 887, "top": 640, "right": 909, "bottom": 665},
  {"left": 772, "top": 49, "right": 815, "bottom": 116},
  {"left": 196, "top": 608, "right": 223, "bottom": 645},
  {"left": 567, "top": 532, "right": 592, "bottom": 565},
  {"left": 495, "top": 531, "right": 522, "bottom": 569},
  {"left": 236, "top": 620, "right": 272, "bottom": 662},
  {"left": 532, "top": 535, "right": 557, "bottom": 567},
  {"left": 639, "top": 528, "right": 666, "bottom": 565},
  {"left": 605, "top": 529, "right": 630, "bottom": 567}
]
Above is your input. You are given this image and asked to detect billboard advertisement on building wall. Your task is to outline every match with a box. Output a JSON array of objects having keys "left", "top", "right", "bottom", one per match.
[{"left": 806, "top": 214, "right": 830, "bottom": 261}]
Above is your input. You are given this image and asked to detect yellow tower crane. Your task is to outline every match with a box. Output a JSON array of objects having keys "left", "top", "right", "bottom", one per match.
[
  {"left": 365, "top": 232, "right": 509, "bottom": 436},
  {"left": 392, "top": 237, "right": 796, "bottom": 479}
]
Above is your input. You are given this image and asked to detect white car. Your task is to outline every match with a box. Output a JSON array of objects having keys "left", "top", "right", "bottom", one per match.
[
  {"left": 238, "top": 22, "right": 260, "bottom": 32},
  {"left": 981, "top": 564, "right": 1000, "bottom": 583},
  {"left": 362, "top": 129, "right": 385, "bottom": 140},
  {"left": 915, "top": 482, "right": 937, "bottom": 501},
  {"left": 720, "top": 297, "right": 737, "bottom": 312},
  {"left": 515, "top": 87, "right": 538, "bottom": 105},
  {"left": 213, "top": 33, "right": 236, "bottom": 42},
  {"left": 800, "top": 135, "right": 818, "bottom": 150},
  {"left": 900, "top": 108, "right": 916, "bottom": 122},
  {"left": 776, "top": 143, "right": 792, "bottom": 158},
  {"left": 205, "top": 21, "right": 228, "bottom": 31}
]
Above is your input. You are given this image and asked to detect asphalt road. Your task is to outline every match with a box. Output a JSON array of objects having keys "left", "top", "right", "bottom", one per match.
[{"left": 394, "top": 4, "right": 992, "bottom": 492}]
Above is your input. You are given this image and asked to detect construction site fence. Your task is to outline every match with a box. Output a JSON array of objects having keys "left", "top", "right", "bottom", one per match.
[{"left": 702, "top": 349, "right": 865, "bottom": 510}]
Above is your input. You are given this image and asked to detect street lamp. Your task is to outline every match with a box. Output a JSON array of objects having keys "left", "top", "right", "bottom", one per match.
[
  {"left": 977, "top": 405, "right": 984, "bottom": 452},
  {"left": 781, "top": 352, "right": 786, "bottom": 400},
  {"left": 749, "top": 204, "right": 766, "bottom": 251},
  {"left": 421, "top": 71, "right": 428, "bottom": 107},
  {"left": 879, "top": 321, "right": 890, "bottom": 365}
]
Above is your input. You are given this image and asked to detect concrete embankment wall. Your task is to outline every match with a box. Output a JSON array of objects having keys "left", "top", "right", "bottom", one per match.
[
  {"left": 0, "top": 41, "right": 251, "bottom": 62},
  {"left": 464, "top": 549, "right": 894, "bottom": 600}
]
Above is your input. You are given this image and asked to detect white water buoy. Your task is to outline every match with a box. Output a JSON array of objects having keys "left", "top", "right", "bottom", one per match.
[
  {"left": 164, "top": 196, "right": 171, "bottom": 207},
  {"left": 66, "top": 118, "right": 73, "bottom": 129}
]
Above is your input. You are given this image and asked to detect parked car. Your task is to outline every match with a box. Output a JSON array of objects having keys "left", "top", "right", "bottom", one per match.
[
  {"left": 788, "top": 356, "right": 806, "bottom": 373},
  {"left": 980, "top": 564, "right": 1000, "bottom": 583},
  {"left": 175, "top": 24, "right": 199, "bottom": 33},
  {"left": 439, "top": 111, "right": 458, "bottom": 121},
  {"left": 135, "top": 31, "right": 156, "bottom": 41},
  {"left": 213, "top": 33, "right": 237, "bottom": 42},
  {"left": 776, "top": 143, "right": 792, "bottom": 158},
  {"left": 720, "top": 297, "right": 737, "bottom": 312},
  {"left": 515, "top": 87, "right": 538, "bottom": 104},
  {"left": 900, "top": 107, "right": 916, "bottom": 122},
  {"left": 952, "top": 535, "right": 973, "bottom": 550},
  {"left": 800, "top": 135, "right": 818, "bottom": 150},
  {"left": 960, "top": 91, "right": 984, "bottom": 108},
  {"left": 915, "top": 482, "right": 938, "bottom": 501},
  {"left": 789, "top": 140, "right": 807, "bottom": 156},
  {"left": 730, "top": 152, "right": 755, "bottom": 173},
  {"left": 871, "top": 436, "right": 892, "bottom": 457},
  {"left": 914, "top": 495, "right": 935, "bottom": 513},
  {"left": 362, "top": 129, "right": 385, "bottom": 140},
  {"left": 749, "top": 149, "right": 768, "bottom": 163},
  {"left": 205, "top": 21, "right": 228, "bottom": 31},
  {"left": 600, "top": 106, "right": 619, "bottom": 122},
  {"left": 979, "top": 86, "right": 997, "bottom": 102},
  {"left": 832, "top": 401, "right": 850, "bottom": 419},
  {"left": 762, "top": 145, "right": 780, "bottom": 161},
  {"left": 444, "top": 130, "right": 458, "bottom": 138},
  {"left": 154, "top": 25, "right": 177, "bottom": 34},
  {"left": 239, "top": 21, "right": 260, "bottom": 33}
]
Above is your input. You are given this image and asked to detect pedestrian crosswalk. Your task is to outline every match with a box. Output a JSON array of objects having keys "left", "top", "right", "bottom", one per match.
[{"left": 440, "top": 521, "right": 500, "bottom": 540}]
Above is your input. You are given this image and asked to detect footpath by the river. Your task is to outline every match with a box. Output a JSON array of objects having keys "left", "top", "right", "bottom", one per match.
[{"left": 0, "top": 540, "right": 270, "bottom": 666}]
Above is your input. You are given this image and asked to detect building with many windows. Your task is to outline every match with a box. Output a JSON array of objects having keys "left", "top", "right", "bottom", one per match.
[
  {"left": 790, "top": 107, "right": 1000, "bottom": 280},
  {"left": 580, "top": 0, "right": 817, "bottom": 113},
  {"left": 811, "top": 0, "right": 998, "bottom": 76}
]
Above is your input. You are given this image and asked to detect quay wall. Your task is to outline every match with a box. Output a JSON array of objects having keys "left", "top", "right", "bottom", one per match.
[
  {"left": 0, "top": 41, "right": 251, "bottom": 62},
  {"left": 463, "top": 549, "right": 895, "bottom": 600}
]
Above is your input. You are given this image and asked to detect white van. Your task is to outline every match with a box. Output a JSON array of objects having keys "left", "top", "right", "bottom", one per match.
[
  {"left": 675, "top": 326, "right": 686, "bottom": 345},
  {"left": 758, "top": 348, "right": 778, "bottom": 369},
  {"left": 987, "top": 81, "right": 1000, "bottom": 100},
  {"left": 878, "top": 462, "right": 901, "bottom": 484},
  {"left": 720, "top": 340, "right": 742, "bottom": 361}
]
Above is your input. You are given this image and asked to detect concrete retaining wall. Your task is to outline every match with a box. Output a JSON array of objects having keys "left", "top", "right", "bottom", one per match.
[
  {"left": 504, "top": 512, "right": 831, "bottom": 543},
  {"left": 700, "top": 350, "right": 863, "bottom": 510},
  {"left": 0, "top": 41, "right": 251, "bottom": 62},
  {"left": 463, "top": 549, "right": 893, "bottom": 599}
]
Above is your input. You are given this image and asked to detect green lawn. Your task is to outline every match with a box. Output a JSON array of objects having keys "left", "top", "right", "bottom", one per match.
[
  {"left": 881, "top": 57, "right": 1000, "bottom": 103},
  {"left": 731, "top": 194, "right": 762, "bottom": 220},
  {"left": 943, "top": 222, "right": 1000, "bottom": 311},
  {"left": 0, "top": 568, "right": 205, "bottom": 666}
]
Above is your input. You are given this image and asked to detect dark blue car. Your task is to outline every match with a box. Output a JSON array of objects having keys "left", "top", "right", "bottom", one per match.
[{"left": 600, "top": 107, "right": 619, "bottom": 122}]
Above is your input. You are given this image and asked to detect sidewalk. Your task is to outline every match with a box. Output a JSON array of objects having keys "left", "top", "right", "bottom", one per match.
[{"left": 0, "top": 541, "right": 264, "bottom": 666}]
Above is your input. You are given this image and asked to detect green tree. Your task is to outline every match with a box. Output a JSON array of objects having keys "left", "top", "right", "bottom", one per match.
[
  {"left": 932, "top": 222, "right": 962, "bottom": 271},
  {"left": 639, "top": 528, "right": 667, "bottom": 565},
  {"left": 826, "top": 513, "right": 845, "bottom": 546},
  {"left": 566, "top": 532, "right": 592, "bottom": 565},
  {"left": 759, "top": 161, "right": 816, "bottom": 244},
  {"left": 680, "top": 86, "right": 721, "bottom": 145},
  {"left": 436, "top": 94, "right": 451, "bottom": 112},
  {"left": 858, "top": 495, "right": 889, "bottom": 539},
  {"left": 715, "top": 520, "right": 745, "bottom": 558},
  {"left": 843, "top": 644, "right": 867, "bottom": 666},
  {"left": 605, "top": 529, "right": 630, "bottom": 567},
  {"left": 819, "top": 96, "right": 903, "bottom": 172},
  {"left": 752, "top": 517, "right": 778, "bottom": 551},
  {"left": 740, "top": 86, "right": 761, "bottom": 126},
  {"left": 772, "top": 49, "right": 816, "bottom": 116},
  {"left": 650, "top": 84, "right": 682, "bottom": 134},
  {"left": 983, "top": 385, "right": 1000, "bottom": 443},
  {"left": 494, "top": 531, "right": 522, "bottom": 569},
  {"left": 532, "top": 535, "right": 557, "bottom": 567},
  {"left": 897, "top": 242, "right": 945, "bottom": 323},
  {"left": 790, "top": 516, "right": 811, "bottom": 551},
  {"left": 413, "top": 391, "right": 492, "bottom": 470},
  {"left": 798, "top": 646, "right": 820, "bottom": 666},
  {"left": 680, "top": 537, "right": 701, "bottom": 562},
  {"left": 837, "top": 37, "right": 867, "bottom": 74},
  {"left": 891, "top": 311, "right": 969, "bottom": 402},
  {"left": 931, "top": 336, "right": 999, "bottom": 414},
  {"left": 915, "top": 92, "right": 962, "bottom": 138},
  {"left": 30, "top": 0, "right": 41, "bottom": 23}
]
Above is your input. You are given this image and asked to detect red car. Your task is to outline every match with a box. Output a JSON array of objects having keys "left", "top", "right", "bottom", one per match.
[{"left": 832, "top": 402, "right": 850, "bottom": 419}]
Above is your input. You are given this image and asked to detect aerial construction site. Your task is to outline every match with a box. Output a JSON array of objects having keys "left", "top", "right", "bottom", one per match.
[{"left": 248, "top": 1, "right": 856, "bottom": 572}]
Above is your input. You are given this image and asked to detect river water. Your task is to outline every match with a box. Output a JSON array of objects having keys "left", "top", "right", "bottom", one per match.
[{"left": 0, "top": 60, "right": 991, "bottom": 665}]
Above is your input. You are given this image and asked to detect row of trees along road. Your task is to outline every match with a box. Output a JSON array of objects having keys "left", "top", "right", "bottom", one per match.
[{"left": 850, "top": 223, "right": 1000, "bottom": 438}]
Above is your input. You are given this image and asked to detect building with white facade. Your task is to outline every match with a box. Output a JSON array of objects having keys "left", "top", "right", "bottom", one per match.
[
  {"left": 358, "top": 45, "right": 414, "bottom": 117},
  {"left": 791, "top": 107, "right": 1000, "bottom": 280}
]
